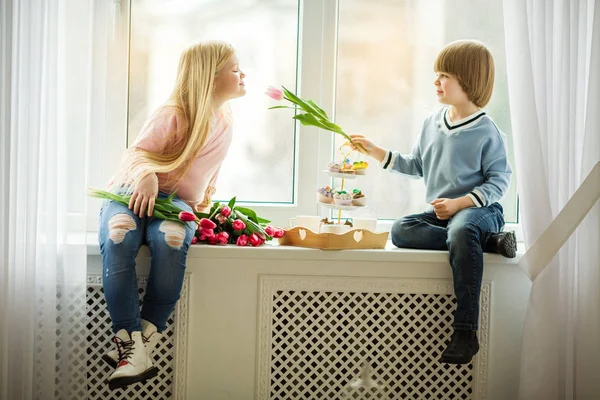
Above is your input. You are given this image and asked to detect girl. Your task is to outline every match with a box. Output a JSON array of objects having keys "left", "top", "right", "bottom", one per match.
[
  {"left": 351, "top": 40, "right": 516, "bottom": 365},
  {"left": 98, "top": 41, "right": 246, "bottom": 389}
]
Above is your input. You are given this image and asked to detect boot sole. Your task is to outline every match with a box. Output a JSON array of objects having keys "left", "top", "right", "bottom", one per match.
[
  {"left": 101, "top": 354, "right": 118, "bottom": 369},
  {"left": 108, "top": 366, "right": 159, "bottom": 390},
  {"left": 440, "top": 344, "right": 480, "bottom": 365},
  {"left": 498, "top": 231, "right": 517, "bottom": 258}
]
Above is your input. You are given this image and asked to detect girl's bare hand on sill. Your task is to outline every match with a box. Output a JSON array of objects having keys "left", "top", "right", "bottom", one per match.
[{"left": 129, "top": 173, "right": 158, "bottom": 217}]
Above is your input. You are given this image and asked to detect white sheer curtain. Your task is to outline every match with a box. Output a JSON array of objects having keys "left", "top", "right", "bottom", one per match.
[
  {"left": 0, "top": 1, "right": 92, "bottom": 399},
  {"left": 503, "top": 0, "right": 600, "bottom": 399}
]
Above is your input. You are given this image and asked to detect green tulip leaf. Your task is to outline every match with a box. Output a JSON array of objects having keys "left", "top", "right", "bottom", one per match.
[
  {"left": 268, "top": 105, "right": 297, "bottom": 110},
  {"left": 306, "top": 100, "right": 328, "bottom": 119},
  {"left": 228, "top": 196, "right": 236, "bottom": 209}
]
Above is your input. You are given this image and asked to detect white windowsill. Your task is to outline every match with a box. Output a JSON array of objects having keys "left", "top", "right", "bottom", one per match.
[{"left": 86, "top": 233, "right": 524, "bottom": 264}]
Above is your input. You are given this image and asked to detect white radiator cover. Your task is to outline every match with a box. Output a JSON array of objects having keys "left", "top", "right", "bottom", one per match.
[
  {"left": 257, "top": 276, "right": 490, "bottom": 400},
  {"left": 86, "top": 245, "right": 531, "bottom": 399}
]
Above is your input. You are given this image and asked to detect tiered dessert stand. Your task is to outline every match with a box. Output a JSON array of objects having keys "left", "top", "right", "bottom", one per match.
[
  {"left": 318, "top": 168, "right": 365, "bottom": 223},
  {"left": 279, "top": 163, "right": 389, "bottom": 250}
]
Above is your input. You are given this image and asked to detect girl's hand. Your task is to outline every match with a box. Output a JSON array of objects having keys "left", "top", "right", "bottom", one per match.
[
  {"left": 129, "top": 173, "right": 158, "bottom": 217},
  {"left": 348, "top": 134, "right": 387, "bottom": 163}
]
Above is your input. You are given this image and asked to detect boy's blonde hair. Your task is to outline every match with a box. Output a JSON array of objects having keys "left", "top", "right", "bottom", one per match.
[
  {"left": 434, "top": 40, "right": 495, "bottom": 108},
  {"left": 112, "top": 40, "right": 235, "bottom": 195}
]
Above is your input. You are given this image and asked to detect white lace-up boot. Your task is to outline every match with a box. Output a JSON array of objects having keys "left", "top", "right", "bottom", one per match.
[
  {"left": 140, "top": 319, "right": 162, "bottom": 358},
  {"left": 103, "top": 320, "right": 163, "bottom": 368},
  {"left": 107, "top": 329, "right": 158, "bottom": 390}
]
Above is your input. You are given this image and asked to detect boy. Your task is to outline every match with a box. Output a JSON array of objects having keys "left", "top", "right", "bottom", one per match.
[{"left": 350, "top": 40, "right": 516, "bottom": 364}]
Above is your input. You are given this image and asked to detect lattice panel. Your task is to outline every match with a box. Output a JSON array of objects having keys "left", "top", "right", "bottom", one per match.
[
  {"left": 85, "top": 275, "right": 189, "bottom": 400},
  {"left": 258, "top": 277, "right": 490, "bottom": 400},
  {"left": 34, "top": 284, "right": 88, "bottom": 400}
]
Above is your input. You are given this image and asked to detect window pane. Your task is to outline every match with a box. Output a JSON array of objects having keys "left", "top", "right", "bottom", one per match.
[
  {"left": 334, "top": 0, "right": 518, "bottom": 223},
  {"left": 128, "top": 0, "right": 299, "bottom": 203}
]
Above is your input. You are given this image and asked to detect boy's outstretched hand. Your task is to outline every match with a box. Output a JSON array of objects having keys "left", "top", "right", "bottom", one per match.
[
  {"left": 431, "top": 196, "right": 475, "bottom": 220},
  {"left": 348, "top": 134, "right": 387, "bottom": 163}
]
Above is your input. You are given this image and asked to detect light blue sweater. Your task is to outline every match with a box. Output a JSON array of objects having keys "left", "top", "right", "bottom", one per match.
[{"left": 380, "top": 107, "right": 512, "bottom": 208}]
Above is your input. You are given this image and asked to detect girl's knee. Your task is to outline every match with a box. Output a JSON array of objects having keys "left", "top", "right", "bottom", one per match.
[
  {"left": 106, "top": 213, "right": 137, "bottom": 245},
  {"left": 158, "top": 220, "right": 189, "bottom": 250}
]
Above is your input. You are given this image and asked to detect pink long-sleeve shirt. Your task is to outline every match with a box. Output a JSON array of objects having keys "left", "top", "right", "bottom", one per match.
[{"left": 131, "top": 107, "right": 232, "bottom": 212}]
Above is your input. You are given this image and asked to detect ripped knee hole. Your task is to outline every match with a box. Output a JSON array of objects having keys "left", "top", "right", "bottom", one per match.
[
  {"left": 108, "top": 214, "right": 137, "bottom": 244},
  {"left": 159, "top": 220, "right": 186, "bottom": 249}
]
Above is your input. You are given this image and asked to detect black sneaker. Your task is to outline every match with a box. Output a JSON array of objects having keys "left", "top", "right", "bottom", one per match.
[
  {"left": 485, "top": 231, "right": 517, "bottom": 258},
  {"left": 440, "top": 330, "right": 479, "bottom": 364}
]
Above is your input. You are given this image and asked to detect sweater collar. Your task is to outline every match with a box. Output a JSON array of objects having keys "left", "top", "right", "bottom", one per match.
[{"left": 439, "top": 107, "right": 486, "bottom": 134}]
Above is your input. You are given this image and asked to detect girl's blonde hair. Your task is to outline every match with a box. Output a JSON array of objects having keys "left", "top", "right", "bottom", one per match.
[
  {"left": 434, "top": 40, "right": 495, "bottom": 108},
  {"left": 111, "top": 40, "right": 235, "bottom": 194}
]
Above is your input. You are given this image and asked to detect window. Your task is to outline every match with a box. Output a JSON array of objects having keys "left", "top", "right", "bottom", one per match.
[
  {"left": 127, "top": 0, "right": 300, "bottom": 204},
  {"left": 333, "top": 0, "right": 518, "bottom": 223},
  {"left": 91, "top": 0, "right": 518, "bottom": 230}
]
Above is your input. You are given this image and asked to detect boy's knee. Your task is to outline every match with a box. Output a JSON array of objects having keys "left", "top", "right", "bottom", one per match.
[
  {"left": 447, "top": 223, "right": 479, "bottom": 247},
  {"left": 159, "top": 220, "right": 187, "bottom": 250},
  {"left": 391, "top": 217, "right": 414, "bottom": 234},
  {"left": 107, "top": 214, "right": 136, "bottom": 244},
  {"left": 391, "top": 218, "right": 411, "bottom": 247}
]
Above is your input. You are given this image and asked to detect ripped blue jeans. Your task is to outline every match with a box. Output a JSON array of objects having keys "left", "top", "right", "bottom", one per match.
[{"left": 98, "top": 192, "right": 195, "bottom": 334}]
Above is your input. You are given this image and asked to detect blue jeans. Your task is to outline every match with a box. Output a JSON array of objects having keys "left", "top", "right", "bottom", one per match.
[
  {"left": 391, "top": 203, "right": 505, "bottom": 331},
  {"left": 98, "top": 192, "right": 195, "bottom": 334}
]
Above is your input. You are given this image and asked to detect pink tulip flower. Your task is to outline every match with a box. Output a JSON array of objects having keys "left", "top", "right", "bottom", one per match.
[
  {"left": 220, "top": 206, "right": 231, "bottom": 217},
  {"left": 249, "top": 233, "right": 261, "bottom": 247},
  {"left": 232, "top": 219, "right": 246, "bottom": 231},
  {"left": 265, "top": 86, "right": 284, "bottom": 101},
  {"left": 200, "top": 218, "right": 217, "bottom": 229},
  {"left": 215, "top": 214, "right": 227, "bottom": 224},
  {"left": 236, "top": 234, "right": 248, "bottom": 246},
  {"left": 265, "top": 225, "right": 275, "bottom": 236},
  {"left": 200, "top": 227, "right": 214, "bottom": 236},
  {"left": 273, "top": 229, "right": 285, "bottom": 238},
  {"left": 191, "top": 236, "right": 198, "bottom": 244},
  {"left": 215, "top": 231, "right": 229, "bottom": 245},
  {"left": 208, "top": 235, "right": 218, "bottom": 245},
  {"left": 178, "top": 211, "right": 196, "bottom": 222},
  {"left": 199, "top": 228, "right": 215, "bottom": 241}
]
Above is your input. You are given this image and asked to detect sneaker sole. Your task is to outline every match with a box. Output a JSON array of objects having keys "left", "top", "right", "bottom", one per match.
[
  {"left": 108, "top": 366, "right": 159, "bottom": 390},
  {"left": 499, "top": 231, "right": 517, "bottom": 258},
  {"left": 101, "top": 354, "right": 118, "bottom": 369}
]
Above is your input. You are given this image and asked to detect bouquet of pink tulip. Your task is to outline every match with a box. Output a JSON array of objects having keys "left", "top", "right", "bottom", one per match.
[
  {"left": 265, "top": 86, "right": 366, "bottom": 153},
  {"left": 194, "top": 197, "right": 284, "bottom": 246},
  {"left": 88, "top": 188, "right": 284, "bottom": 246}
]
